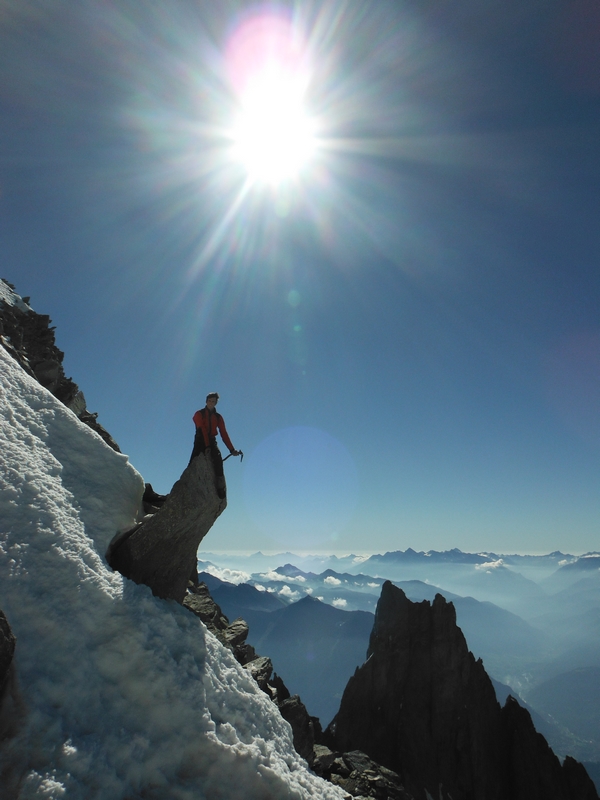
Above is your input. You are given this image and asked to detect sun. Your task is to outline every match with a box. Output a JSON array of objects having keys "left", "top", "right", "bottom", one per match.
[
  {"left": 225, "top": 13, "right": 317, "bottom": 185},
  {"left": 231, "top": 71, "right": 316, "bottom": 184}
]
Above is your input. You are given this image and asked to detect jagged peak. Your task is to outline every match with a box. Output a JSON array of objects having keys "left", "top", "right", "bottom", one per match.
[{"left": 329, "top": 580, "right": 597, "bottom": 800}]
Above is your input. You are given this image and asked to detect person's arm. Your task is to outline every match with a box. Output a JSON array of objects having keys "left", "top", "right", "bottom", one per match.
[{"left": 217, "top": 414, "right": 237, "bottom": 454}]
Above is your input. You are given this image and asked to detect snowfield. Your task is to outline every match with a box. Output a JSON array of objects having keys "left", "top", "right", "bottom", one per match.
[{"left": 0, "top": 344, "right": 344, "bottom": 800}]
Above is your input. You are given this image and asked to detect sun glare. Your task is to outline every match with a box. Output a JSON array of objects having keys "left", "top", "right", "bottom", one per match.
[
  {"left": 232, "top": 72, "right": 316, "bottom": 184},
  {"left": 226, "top": 14, "right": 316, "bottom": 185}
]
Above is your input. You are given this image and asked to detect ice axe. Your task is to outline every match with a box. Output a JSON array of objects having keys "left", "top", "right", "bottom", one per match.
[{"left": 223, "top": 450, "right": 244, "bottom": 464}]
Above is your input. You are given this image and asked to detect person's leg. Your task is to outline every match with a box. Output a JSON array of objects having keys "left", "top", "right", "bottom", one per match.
[
  {"left": 209, "top": 440, "right": 226, "bottom": 498},
  {"left": 188, "top": 430, "right": 206, "bottom": 464}
]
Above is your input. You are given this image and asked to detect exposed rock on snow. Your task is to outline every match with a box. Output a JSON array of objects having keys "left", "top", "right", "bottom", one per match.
[
  {"left": 0, "top": 280, "right": 120, "bottom": 452},
  {"left": 245, "top": 655, "right": 273, "bottom": 690},
  {"left": 108, "top": 454, "right": 226, "bottom": 602},
  {"left": 0, "top": 609, "right": 19, "bottom": 744},
  {"left": 327, "top": 581, "right": 598, "bottom": 800},
  {"left": 0, "top": 609, "right": 15, "bottom": 695},
  {"left": 278, "top": 695, "right": 319, "bottom": 764},
  {"left": 184, "top": 582, "right": 256, "bottom": 665}
]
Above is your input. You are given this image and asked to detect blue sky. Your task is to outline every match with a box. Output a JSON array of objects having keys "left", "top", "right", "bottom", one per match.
[{"left": 1, "top": 0, "right": 599, "bottom": 555}]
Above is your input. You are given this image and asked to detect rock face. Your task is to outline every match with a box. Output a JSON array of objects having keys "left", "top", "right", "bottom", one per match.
[
  {"left": 327, "top": 581, "right": 598, "bottom": 800},
  {"left": 0, "top": 611, "right": 16, "bottom": 697},
  {"left": 0, "top": 280, "right": 119, "bottom": 451},
  {"left": 0, "top": 610, "right": 18, "bottom": 741},
  {"left": 278, "top": 695, "right": 319, "bottom": 764},
  {"left": 500, "top": 696, "right": 598, "bottom": 800},
  {"left": 312, "top": 747, "right": 412, "bottom": 800},
  {"left": 107, "top": 454, "right": 226, "bottom": 603}
]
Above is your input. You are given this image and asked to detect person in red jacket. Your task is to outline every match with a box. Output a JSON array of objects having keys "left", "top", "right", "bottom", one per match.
[{"left": 189, "top": 392, "right": 240, "bottom": 498}]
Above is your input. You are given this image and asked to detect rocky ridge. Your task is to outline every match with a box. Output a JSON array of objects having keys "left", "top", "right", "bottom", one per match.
[{"left": 0, "top": 279, "right": 119, "bottom": 451}]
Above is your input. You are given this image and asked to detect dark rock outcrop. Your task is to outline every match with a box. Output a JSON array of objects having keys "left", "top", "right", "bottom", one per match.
[
  {"left": 500, "top": 695, "right": 598, "bottom": 800},
  {"left": 0, "top": 280, "right": 119, "bottom": 451},
  {"left": 142, "top": 483, "right": 168, "bottom": 514},
  {"left": 327, "top": 581, "right": 598, "bottom": 800},
  {"left": 563, "top": 756, "right": 600, "bottom": 800},
  {"left": 313, "top": 747, "right": 412, "bottom": 800},
  {"left": 278, "top": 695, "right": 318, "bottom": 763},
  {"left": 184, "top": 583, "right": 258, "bottom": 663},
  {"left": 0, "top": 610, "right": 19, "bottom": 742},
  {"left": 244, "top": 656, "right": 272, "bottom": 689},
  {"left": 107, "top": 454, "right": 226, "bottom": 603},
  {"left": 0, "top": 611, "right": 16, "bottom": 698},
  {"left": 184, "top": 583, "right": 231, "bottom": 633}
]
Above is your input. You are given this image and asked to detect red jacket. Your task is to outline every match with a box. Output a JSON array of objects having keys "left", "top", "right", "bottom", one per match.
[{"left": 193, "top": 408, "right": 235, "bottom": 452}]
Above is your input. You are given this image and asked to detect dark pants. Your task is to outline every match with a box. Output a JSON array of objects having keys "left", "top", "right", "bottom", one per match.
[{"left": 189, "top": 433, "right": 225, "bottom": 492}]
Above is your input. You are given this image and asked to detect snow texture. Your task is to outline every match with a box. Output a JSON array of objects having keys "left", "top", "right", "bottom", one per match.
[{"left": 0, "top": 346, "right": 344, "bottom": 799}]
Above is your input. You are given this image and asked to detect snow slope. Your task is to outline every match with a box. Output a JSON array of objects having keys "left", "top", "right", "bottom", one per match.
[{"left": 0, "top": 345, "right": 344, "bottom": 799}]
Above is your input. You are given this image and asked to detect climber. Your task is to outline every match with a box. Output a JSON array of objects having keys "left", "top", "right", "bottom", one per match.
[{"left": 189, "top": 392, "right": 241, "bottom": 498}]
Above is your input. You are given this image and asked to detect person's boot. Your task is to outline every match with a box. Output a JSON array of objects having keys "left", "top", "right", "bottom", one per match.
[{"left": 216, "top": 476, "right": 226, "bottom": 499}]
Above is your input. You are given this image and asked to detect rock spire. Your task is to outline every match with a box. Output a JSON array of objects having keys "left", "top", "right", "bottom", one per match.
[
  {"left": 327, "top": 581, "right": 598, "bottom": 800},
  {"left": 107, "top": 453, "right": 226, "bottom": 602}
]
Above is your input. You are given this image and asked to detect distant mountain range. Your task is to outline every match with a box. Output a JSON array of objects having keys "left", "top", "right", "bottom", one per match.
[{"left": 199, "top": 547, "right": 583, "bottom": 578}]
